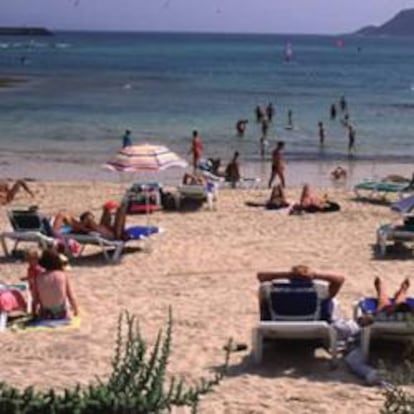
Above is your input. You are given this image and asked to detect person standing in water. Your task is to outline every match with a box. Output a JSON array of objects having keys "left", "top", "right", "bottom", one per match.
[
  {"left": 266, "top": 103, "right": 275, "bottom": 123},
  {"left": 340, "top": 95, "right": 347, "bottom": 113},
  {"left": 268, "top": 141, "right": 286, "bottom": 188},
  {"left": 287, "top": 110, "right": 293, "bottom": 129},
  {"left": 330, "top": 103, "right": 337, "bottom": 120},
  {"left": 189, "top": 130, "right": 203, "bottom": 171},
  {"left": 348, "top": 125, "right": 356, "bottom": 155},
  {"left": 318, "top": 121, "right": 326, "bottom": 146},
  {"left": 122, "top": 130, "right": 132, "bottom": 148}
]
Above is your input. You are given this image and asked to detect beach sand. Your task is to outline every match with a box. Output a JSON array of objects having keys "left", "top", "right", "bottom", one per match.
[{"left": 0, "top": 180, "right": 412, "bottom": 413}]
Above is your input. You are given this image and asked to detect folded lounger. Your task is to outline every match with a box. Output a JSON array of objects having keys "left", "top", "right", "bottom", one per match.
[
  {"left": 251, "top": 281, "right": 338, "bottom": 364},
  {"left": 0, "top": 282, "right": 31, "bottom": 331},
  {"left": 354, "top": 180, "right": 412, "bottom": 200},
  {"left": 124, "top": 182, "right": 163, "bottom": 214},
  {"left": 1, "top": 209, "right": 55, "bottom": 257},
  {"left": 61, "top": 225, "right": 163, "bottom": 263},
  {"left": 354, "top": 297, "right": 414, "bottom": 359}
]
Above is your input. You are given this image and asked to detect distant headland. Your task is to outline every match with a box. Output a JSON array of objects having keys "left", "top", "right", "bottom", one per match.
[
  {"left": 0, "top": 27, "right": 53, "bottom": 36},
  {"left": 355, "top": 9, "right": 414, "bottom": 37}
]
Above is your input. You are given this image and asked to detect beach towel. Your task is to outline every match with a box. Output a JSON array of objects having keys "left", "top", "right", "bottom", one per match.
[{"left": 13, "top": 316, "right": 81, "bottom": 332}]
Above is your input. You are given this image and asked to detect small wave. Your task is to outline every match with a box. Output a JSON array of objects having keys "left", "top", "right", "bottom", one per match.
[
  {"left": 0, "top": 43, "right": 9, "bottom": 49},
  {"left": 53, "top": 43, "right": 71, "bottom": 49}
]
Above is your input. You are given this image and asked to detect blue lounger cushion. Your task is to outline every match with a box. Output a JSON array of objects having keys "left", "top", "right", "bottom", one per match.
[
  {"left": 358, "top": 297, "right": 414, "bottom": 315},
  {"left": 125, "top": 226, "right": 160, "bottom": 240}
]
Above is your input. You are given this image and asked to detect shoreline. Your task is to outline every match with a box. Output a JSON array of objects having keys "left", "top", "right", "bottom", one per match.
[{"left": 1, "top": 157, "right": 413, "bottom": 188}]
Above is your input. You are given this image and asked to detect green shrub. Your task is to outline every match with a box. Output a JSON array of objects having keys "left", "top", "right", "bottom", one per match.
[{"left": 0, "top": 309, "right": 230, "bottom": 413}]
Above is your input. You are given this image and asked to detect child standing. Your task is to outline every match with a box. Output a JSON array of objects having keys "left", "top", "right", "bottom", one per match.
[{"left": 23, "top": 248, "right": 43, "bottom": 316}]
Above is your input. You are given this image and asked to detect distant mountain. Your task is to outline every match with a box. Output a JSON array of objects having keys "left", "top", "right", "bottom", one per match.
[
  {"left": 0, "top": 27, "right": 53, "bottom": 36},
  {"left": 355, "top": 9, "right": 414, "bottom": 36}
]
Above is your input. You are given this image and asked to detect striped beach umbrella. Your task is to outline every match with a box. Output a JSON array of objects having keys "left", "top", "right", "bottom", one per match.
[{"left": 105, "top": 144, "right": 187, "bottom": 172}]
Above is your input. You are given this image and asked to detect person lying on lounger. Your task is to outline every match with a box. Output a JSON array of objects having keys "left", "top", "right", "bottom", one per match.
[
  {"left": 290, "top": 184, "right": 340, "bottom": 214},
  {"left": 52, "top": 202, "right": 128, "bottom": 240},
  {"left": 35, "top": 248, "right": 79, "bottom": 320},
  {"left": 358, "top": 277, "right": 413, "bottom": 326},
  {"left": 0, "top": 179, "right": 34, "bottom": 205},
  {"left": 257, "top": 265, "right": 345, "bottom": 300},
  {"left": 245, "top": 185, "right": 290, "bottom": 210}
]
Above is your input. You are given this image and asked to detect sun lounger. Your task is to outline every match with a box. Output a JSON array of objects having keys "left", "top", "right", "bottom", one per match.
[
  {"left": 354, "top": 180, "right": 413, "bottom": 200},
  {"left": 354, "top": 297, "right": 414, "bottom": 359},
  {"left": 61, "top": 225, "right": 164, "bottom": 263},
  {"left": 251, "top": 281, "right": 338, "bottom": 364},
  {"left": 1, "top": 209, "right": 55, "bottom": 257},
  {"left": 175, "top": 183, "right": 218, "bottom": 210},
  {"left": 376, "top": 223, "right": 414, "bottom": 256}
]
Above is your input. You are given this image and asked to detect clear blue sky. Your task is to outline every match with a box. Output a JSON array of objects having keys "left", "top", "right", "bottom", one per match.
[{"left": 1, "top": 0, "right": 414, "bottom": 34}]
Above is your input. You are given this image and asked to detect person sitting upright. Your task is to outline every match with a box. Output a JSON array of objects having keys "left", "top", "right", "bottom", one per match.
[
  {"left": 225, "top": 151, "right": 241, "bottom": 188},
  {"left": 0, "top": 179, "right": 34, "bottom": 205},
  {"left": 35, "top": 248, "right": 79, "bottom": 320}
]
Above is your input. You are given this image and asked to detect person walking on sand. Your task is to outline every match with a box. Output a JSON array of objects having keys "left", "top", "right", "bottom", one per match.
[
  {"left": 188, "top": 130, "right": 203, "bottom": 171},
  {"left": 122, "top": 129, "right": 132, "bottom": 148},
  {"left": 318, "top": 121, "right": 326, "bottom": 146},
  {"left": 268, "top": 141, "right": 286, "bottom": 188}
]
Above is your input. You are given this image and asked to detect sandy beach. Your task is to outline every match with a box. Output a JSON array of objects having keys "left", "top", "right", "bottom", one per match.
[{"left": 0, "top": 179, "right": 412, "bottom": 413}]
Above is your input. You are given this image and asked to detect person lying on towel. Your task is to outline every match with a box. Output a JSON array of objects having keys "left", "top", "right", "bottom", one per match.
[
  {"left": 34, "top": 248, "right": 79, "bottom": 320},
  {"left": 0, "top": 179, "right": 34, "bottom": 205},
  {"left": 290, "top": 184, "right": 340, "bottom": 214},
  {"left": 246, "top": 184, "right": 290, "bottom": 210}
]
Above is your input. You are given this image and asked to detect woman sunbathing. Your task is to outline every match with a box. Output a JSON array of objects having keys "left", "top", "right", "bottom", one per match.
[
  {"left": 0, "top": 179, "right": 34, "bottom": 205},
  {"left": 290, "top": 184, "right": 340, "bottom": 214},
  {"left": 246, "top": 185, "right": 290, "bottom": 210},
  {"left": 52, "top": 202, "right": 128, "bottom": 240},
  {"left": 182, "top": 172, "right": 207, "bottom": 186}
]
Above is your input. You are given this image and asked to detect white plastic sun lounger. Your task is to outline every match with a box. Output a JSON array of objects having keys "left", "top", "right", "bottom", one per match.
[
  {"left": 251, "top": 282, "right": 338, "bottom": 364},
  {"left": 376, "top": 224, "right": 414, "bottom": 256},
  {"left": 354, "top": 297, "right": 414, "bottom": 359}
]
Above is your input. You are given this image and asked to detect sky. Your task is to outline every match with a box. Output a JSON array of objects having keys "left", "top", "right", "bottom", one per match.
[{"left": 1, "top": 0, "right": 414, "bottom": 34}]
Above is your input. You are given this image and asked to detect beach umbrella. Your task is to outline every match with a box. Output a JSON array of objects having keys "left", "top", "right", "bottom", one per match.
[
  {"left": 391, "top": 195, "right": 414, "bottom": 215},
  {"left": 105, "top": 144, "right": 188, "bottom": 172},
  {"left": 104, "top": 144, "right": 187, "bottom": 228}
]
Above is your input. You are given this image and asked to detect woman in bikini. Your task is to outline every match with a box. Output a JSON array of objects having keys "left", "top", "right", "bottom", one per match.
[{"left": 35, "top": 248, "right": 79, "bottom": 320}]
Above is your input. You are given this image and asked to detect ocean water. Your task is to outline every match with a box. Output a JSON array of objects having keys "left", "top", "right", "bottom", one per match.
[{"left": 0, "top": 31, "right": 413, "bottom": 182}]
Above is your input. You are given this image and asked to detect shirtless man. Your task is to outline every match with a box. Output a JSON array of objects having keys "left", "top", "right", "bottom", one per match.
[
  {"left": 268, "top": 141, "right": 286, "bottom": 188},
  {"left": 0, "top": 179, "right": 34, "bottom": 205}
]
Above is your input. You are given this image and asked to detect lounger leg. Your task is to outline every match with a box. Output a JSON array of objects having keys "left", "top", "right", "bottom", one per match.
[
  {"left": 0, "top": 312, "right": 8, "bottom": 331},
  {"left": 252, "top": 328, "right": 263, "bottom": 364},
  {"left": 377, "top": 231, "right": 387, "bottom": 256},
  {"left": 360, "top": 327, "right": 371, "bottom": 360},
  {"left": 0, "top": 235, "right": 9, "bottom": 257},
  {"left": 328, "top": 328, "right": 338, "bottom": 367},
  {"left": 111, "top": 243, "right": 124, "bottom": 263}
]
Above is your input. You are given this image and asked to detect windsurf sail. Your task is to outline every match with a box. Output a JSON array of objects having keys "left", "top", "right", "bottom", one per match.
[{"left": 284, "top": 42, "right": 293, "bottom": 62}]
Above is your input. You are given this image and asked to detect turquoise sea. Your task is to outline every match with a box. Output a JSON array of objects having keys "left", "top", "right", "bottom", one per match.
[{"left": 0, "top": 31, "right": 413, "bottom": 182}]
